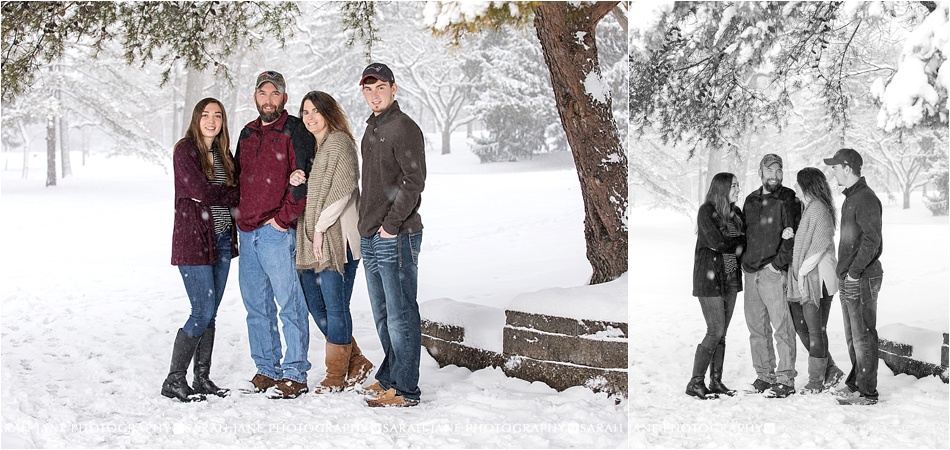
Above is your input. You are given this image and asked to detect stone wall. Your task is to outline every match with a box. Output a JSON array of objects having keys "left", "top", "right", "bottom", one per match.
[
  {"left": 879, "top": 331, "right": 948, "bottom": 383},
  {"left": 420, "top": 319, "right": 505, "bottom": 372},
  {"left": 421, "top": 310, "right": 628, "bottom": 398}
]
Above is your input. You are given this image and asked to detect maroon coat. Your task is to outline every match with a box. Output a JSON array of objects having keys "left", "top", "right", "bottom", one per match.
[
  {"left": 171, "top": 139, "right": 240, "bottom": 266},
  {"left": 234, "top": 111, "right": 314, "bottom": 232}
]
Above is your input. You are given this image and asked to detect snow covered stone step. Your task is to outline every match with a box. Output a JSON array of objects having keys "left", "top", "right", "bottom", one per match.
[
  {"left": 420, "top": 299, "right": 507, "bottom": 373},
  {"left": 503, "top": 314, "right": 627, "bottom": 369},
  {"left": 501, "top": 356, "right": 627, "bottom": 397},
  {"left": 501, "top": 310, "right": 627, "bottom": 397},
  {"left": 421, "top": 319, "right": 465, "bottom": 343},
  {"left": 418, "top": 276, "right": 628, "bottom": 397},
  {"left": 878, "top": 323, "right": 948, "bottom": 383},
  {"left": 505, "top": 310, "right": 628, "bottom": 338},
  {"left": 421, "top": 330, "right": 505, "bottom": 372}
]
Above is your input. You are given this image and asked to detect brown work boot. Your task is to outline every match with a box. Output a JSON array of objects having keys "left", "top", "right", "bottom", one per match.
[
  {"left": 249, "top": 373, "right": 279, "bottom": 393},
  {"left": 345, "top": 337, "right": 374, "bottom": 389},
  {"left": 365, "top": 388, "right": 419, "bottom": 408},
  {"left": 312, "top": 342, "right": 351, "bottom": 394},
  {"left": 359, "top": 380, "right": 386, "bottom": 398},
  {"left": 275, "top": 378, "right": 309, "bottom": 399}
]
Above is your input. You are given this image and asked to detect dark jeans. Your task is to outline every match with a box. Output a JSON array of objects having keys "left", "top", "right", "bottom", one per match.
[
  {"left": 179, "top": 231, "right": 232, "bottom": 338},
  {"left": 840, "top": 276, "right": 882, "bottom": 400},
  {"left": 789, "top": 287, "right": 833, "bottom": 359},
  {"left": 698, "top": 292, "right": 737, "bottom": 352},
  {"left": 299, "top": 248, "right": 360, "bottom": 345},
  {"left": 361, "top": 231, "right": 422, "bottom": 402}
]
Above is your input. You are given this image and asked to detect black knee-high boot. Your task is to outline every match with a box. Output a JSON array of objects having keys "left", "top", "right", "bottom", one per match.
[
  {"left": 192, "top": 327, "right": 229, "bottom": 397},
  {"left": 686, "top": 345, "right": 714, "bottom": 399},
  {"left": 707, "top": 341, "right": 736, "bottom": 396},
  {"left": 161, "top": 329, "right": 206, "bottom": 402}
]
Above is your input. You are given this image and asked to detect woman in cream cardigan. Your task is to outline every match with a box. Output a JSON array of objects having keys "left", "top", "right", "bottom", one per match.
[
  {"left": 786, "top": 167, "right": 845, "bottom": 393},
  {"left": 291, "top": 91, "right": 373, "bottom": 393}
]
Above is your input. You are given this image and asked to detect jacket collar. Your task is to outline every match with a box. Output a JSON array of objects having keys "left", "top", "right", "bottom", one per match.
[
  {"left": 843, "top": 177, "right": 868, "bottom": 197},
  {"left": 246, "top": 110, "right": 289, "bottom": 133},
  {"left": 365, "top": 100, "right": 402, "bottom": 126}
]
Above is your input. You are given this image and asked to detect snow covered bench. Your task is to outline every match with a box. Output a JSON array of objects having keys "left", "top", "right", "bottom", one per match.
[
  {"left": 420, "top": 276, "right": 628, "bottom": 398},
  {"left": 878, "top": 323, "right": 949, "bottom": 383}
]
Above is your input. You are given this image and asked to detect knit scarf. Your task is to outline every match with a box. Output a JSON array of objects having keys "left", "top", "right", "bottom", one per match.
[{"left": 296, "top": 131, "right": 359, "bottom": 273}]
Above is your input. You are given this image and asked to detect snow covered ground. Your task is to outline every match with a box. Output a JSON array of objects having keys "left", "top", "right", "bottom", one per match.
[
  {"left": 629, "top": 195, "right": 949, "bottom": 448},
  {"left": 0, "top": 139, "right": 627, "bottom": 448}
]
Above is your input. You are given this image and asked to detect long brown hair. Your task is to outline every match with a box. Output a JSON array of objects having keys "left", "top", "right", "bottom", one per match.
[
  {"left": 178, "top": 98, "right": 236, "bottom": 186},
  {"left": 704, "top": 172, "right": 743, "bottom": 229},
  {"left": 797, "top": 167, "right": 837, "bottom": 227},
  {"left": 298, "top": 91, "right": 356, "bottom": 145}
]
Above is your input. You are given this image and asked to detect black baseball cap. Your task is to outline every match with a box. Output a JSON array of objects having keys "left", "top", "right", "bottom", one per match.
[
  {"left": 359, "top": 63, "right": 395, "bottom": 85},
  {"left": 823, "top": 148, "right": 863, "bottom": 169}
]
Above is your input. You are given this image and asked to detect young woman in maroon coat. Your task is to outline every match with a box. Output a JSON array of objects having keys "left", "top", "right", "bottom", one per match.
[
  {"left": 688, "top": 173, "right": 746, "bottom": 399},
  {"left": 162, "top": 98, "right": 240, "bottom": 402}
]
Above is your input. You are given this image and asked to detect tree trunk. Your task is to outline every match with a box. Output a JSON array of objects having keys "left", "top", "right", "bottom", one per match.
[
  {"left": 18, "top": 120, "right": 30, "bottom": 179},
  {"left": 46, "top": 115, "right": 57, "bottom": 187},
  {"left": 903, "top": 183, "right": 911, "bottom": 209},
  {"left": 534, "top": 2, "right": 627, "bottom": 284},
  {"left": 706, "top": 146, "right": 722, "bottom": 184},
  {"left": 56, "top": 64, "right": 72, "bottom": 178},
  {"left": 22, "top": 144, "right": 29, "bottom": 179},
  {"left": 181, "top": 69, "right": 204, "bottom": 134},
  {"left": 441, "top": 126, "right": 451, "bottom": 155},
  {"left": 697, "top": 159, "right": 705, "bottom": 205},
  {"left": 60, "top": 113, "right": 71, "bottom": 178},
  {"left": 82, "top": 129, "right": 88, "bottom": 166}
]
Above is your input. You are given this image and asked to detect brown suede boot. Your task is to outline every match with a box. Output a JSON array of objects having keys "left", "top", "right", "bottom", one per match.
[
  {"left": 345, "top": 337, "right": 374, "bottom": 389},
  {"left": 313, "top": 342, "right": 351, "bottom": 394}
]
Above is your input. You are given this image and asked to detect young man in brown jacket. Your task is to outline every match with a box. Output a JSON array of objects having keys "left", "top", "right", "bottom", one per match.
[
  {"left": 825, "top": 148, "right": 884, "bottom": 406},
  {"left": 356, "top": 63, "right": 426, "bottom": 407}
]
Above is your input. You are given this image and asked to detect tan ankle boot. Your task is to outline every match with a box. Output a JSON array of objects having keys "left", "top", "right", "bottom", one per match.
[
  {"left": 345, "top": 337, "right": 374, "bottom": 388},
  {"left": 313, "top": 342, "right": 351, "bottom": 394}
]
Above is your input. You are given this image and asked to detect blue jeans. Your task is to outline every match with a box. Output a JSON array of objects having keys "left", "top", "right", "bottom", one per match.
[
  {"left": 361, "top": 231, "right": 422, "bottom": 402},
  {"left": 744, "top": 268, "right": 798, "bottom": 386},
  {"left": 179, "top": 231, "right": 232, "bottom": 338},
  {"left": 300, "top": 248, "right": 360, "bottom": 345},
  {"left": 698, "top": 291, "right": 737, "bottom": 352},
  {"left": 841, "top": 276, "right": 882, "bottom": 400},
  {"left": 238, "top": 226, "right": 310, "bottom": 383},
  {"left": 789, "top": 290, "right": 834, "bottom": 359}
]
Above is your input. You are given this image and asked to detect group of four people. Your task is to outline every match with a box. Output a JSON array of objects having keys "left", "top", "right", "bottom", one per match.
[
  {"left": 690, "top": 149, "right": 884, "bottom": 406},
  {"left": 162, "top": 63, "right": 425, "bottom": 408}
]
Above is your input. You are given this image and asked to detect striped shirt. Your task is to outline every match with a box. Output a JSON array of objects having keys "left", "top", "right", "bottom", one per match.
[
  {"left": 209, "top": 150, "right": 232, "bottom": 235},
  {"left": 722, "top": 218, "right": 742, "bottom": 273}
]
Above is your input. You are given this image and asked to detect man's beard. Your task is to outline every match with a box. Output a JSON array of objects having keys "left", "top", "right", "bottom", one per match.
[
  {"left": 257, "top": 100, "right": 285, "bottom": 123},
  {"left": 763, "top": 178, "right": 782, "bottom": 191}
]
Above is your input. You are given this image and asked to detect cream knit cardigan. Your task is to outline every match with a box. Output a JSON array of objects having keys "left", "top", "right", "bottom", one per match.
[
  {"left": 787, "top": 200, "right": 839, "bottom": 305},
  {"left": 296, "top": 130, "right": 361, "bottom": 273}
]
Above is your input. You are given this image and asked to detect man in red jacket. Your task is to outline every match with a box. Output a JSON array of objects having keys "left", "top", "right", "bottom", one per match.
[
  {"left": 234, "top": 70, "right": 315, "bottom": 399},
  {"left": 741, "top": 154, "right": 801, "bottom": 398}
]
